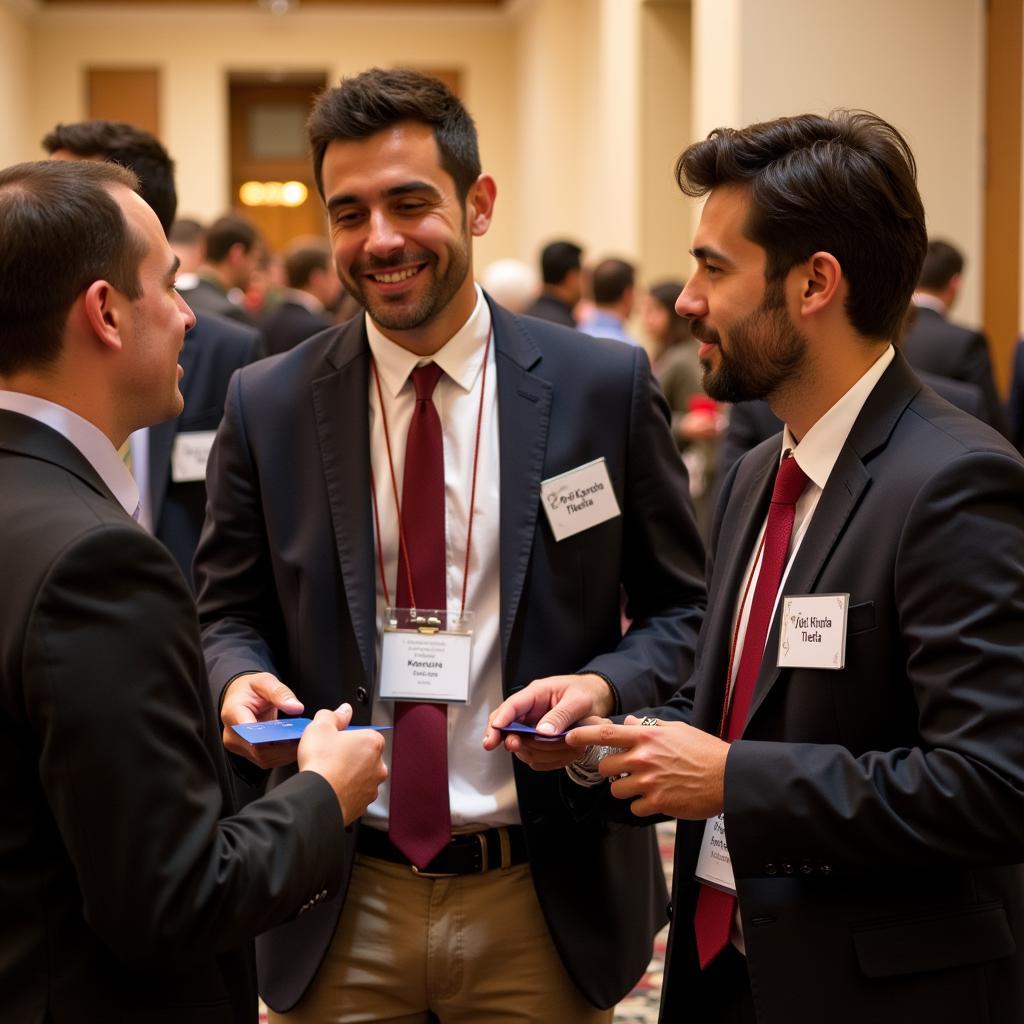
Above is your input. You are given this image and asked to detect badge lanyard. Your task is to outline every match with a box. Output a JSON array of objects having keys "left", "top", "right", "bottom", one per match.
[{"left": 368, "top": 325, "right": 493, "bottom": 620}]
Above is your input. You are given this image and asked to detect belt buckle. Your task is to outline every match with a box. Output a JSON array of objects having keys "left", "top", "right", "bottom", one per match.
[
  {"left": 410, "top": 863, "right": 460, "bottom": 878},
  {"left": 410, "top": 832, "right": 490, "bottom": 877}
]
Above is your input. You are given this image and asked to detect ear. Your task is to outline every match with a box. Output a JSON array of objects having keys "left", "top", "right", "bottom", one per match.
[
  {"left": 796, "top": 251, "right": 842, "bottom": 318},
  {"left": 82, "top": 280, "right": 125, "bottom": 353},
  {"left": 465, "top": 175, "right": 497, "bottom": 237}
]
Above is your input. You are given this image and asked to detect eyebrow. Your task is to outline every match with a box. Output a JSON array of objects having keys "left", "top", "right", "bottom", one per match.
[
  {"left": 167, "top": 255, "right": 181, "bottom": 283},
  {"left": 326, "top": 180, "right": 443, "bottom": 212},
  {"left": 690, "top": 245, "right": 734, "bottom": 267}
]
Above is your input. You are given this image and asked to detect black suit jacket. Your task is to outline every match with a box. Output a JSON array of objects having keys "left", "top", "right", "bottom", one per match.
[
  {"left": 258, "top": 299, "right": 332, "bottom": 358},
  {"left": 148, "top": 311, "right": 256, "bottom": 584},
  {"left": 657, "top": 354, "right": 1024, "bottom": 1023},
  {"left": 0, "top": 410, "right": 347, "bottom": 1023},
  {"left": 1008, "top": 338, "right": 1024, "bottom": 451},
  {"left": 901, "top": 305, "right": 1008, "bottom": 436},
  {"left": 180, "top": 277, "right": 255, "bottom": 326},
  {"left": 194, "top": 298, "right": 707, "bottom": 1011}
]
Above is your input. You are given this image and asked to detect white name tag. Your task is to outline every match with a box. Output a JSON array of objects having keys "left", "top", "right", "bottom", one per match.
[
  {"left": 539, "top": 457, "right": 621, "bottom": 541},
  {"left": 378, "top": 610, "right": 473, "bottom": 704},
  {"left": 170, "top": 430, "right": 216, "bottom": 483},
  {"left": 694, "top": 814, "right": 736, "bottom": 895},
  {"left": 777, "top": 593, "right": 849, "bottom": 670}
]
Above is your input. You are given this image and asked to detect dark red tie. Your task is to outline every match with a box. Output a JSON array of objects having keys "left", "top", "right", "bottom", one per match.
[
  {"left": 389, "top": 362, "right": 452, "bottom": 869},
  {"left": 694, "top": 453, "right": 808, "bottom": 968}
]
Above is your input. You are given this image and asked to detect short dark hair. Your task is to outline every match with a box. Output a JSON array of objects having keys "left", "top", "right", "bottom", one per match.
[
  {"left": 918, "top": 239, "right": 964, "bottom": 291},
  {"left": 675, "top": 110, "right": 927, "bottom": 341},
  {"left": 284, "top": 241, "right": 331, "bottom": 289},
  {"left": 205, "top": 215, "right": 258, "bottom": 263},
  {"left": 0, "top": 160, "right": 144, "bottom": 375},
  {"left": 41, "top": 120, "right": 177, "bottom": 234},
  {"left": 307, "top": 67, "right": 481, "bottom": 202},
  {"left": 539, "top": 240, "right": 583, "bottom": 286},
  {"left": 591, "top": 258, "right": 635, "bottom": 305},
  {"left": 649, "top": 279, "right": 691, "bottom": 347}
]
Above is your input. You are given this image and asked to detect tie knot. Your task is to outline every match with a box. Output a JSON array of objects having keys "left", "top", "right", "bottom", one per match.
[
  {"left": 411, "top": 362, "right": 444, "bottom": 402},
  {"left": 772, "top": 453, "right": 808, "bottom": 506}
]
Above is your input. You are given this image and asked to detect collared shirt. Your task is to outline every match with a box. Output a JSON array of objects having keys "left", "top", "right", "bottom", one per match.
[
  {"left": 0, "top": 390, "right": 140, "bottom": 519},
  {"left": 911, "top": 292, "right": 948, "bottom": 316},
  {"left": 725, "top": 344, "right": 894, "bottom": 951},
  {"left": 364, "top": 284, "right": 513, "bottom": 829},
  {"left": 128, "top": 428, "right": 152, "bottom": 532},
  {"left": 278, "top": 288, "right": 325, "bottom": 316},
  {"left": 577, "top": 309, "right": 639, "bottom": 347}
]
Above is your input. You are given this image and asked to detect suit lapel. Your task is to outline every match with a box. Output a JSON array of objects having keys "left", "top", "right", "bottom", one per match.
[
  {"left": 741, "top": 352, "right": 921, "bottom": 732},
  {"left": 148, "top": 337, "right": 201, "bottom": 519},
  {"left": 312, "top": 320, "right": 377, "bottom": 685},
  {"left": 490, "top": 300, "right": 553, "bottom": 679}
]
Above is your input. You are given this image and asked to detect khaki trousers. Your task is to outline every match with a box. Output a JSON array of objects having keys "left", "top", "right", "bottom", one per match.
[{"left": 272, "top": 853, "right": 614, "bottom": 1024}]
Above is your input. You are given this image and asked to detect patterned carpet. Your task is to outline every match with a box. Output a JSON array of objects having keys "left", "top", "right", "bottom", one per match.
[{"left": 258, "top": 821, "right": 675, "bottom": 1024}]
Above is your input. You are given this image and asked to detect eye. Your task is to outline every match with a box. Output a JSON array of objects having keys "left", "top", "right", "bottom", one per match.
[
  {"left": 333, "top": 209, "right": 364, "bottom": 227},
  {"left": 704, "top": 263, "right": 722, "bottom": 277},
  {"left": 395, "top": 200, "right": 427, "bottom": 215}
]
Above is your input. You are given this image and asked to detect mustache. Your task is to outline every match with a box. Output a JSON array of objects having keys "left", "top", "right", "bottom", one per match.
[
  {"left": 690, "top": 319, "right": 720, "bottom": 346},
  {"left": 351, "top": 250, "right": 434, "bottom": 275}
]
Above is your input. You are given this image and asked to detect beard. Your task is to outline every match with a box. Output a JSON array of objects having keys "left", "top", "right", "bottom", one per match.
[
  {"left": 693, "top": 281, "right": 807, "bottom": 403},
  {"left": 345, "top": 240, "right": 471, "bottom": 332}
]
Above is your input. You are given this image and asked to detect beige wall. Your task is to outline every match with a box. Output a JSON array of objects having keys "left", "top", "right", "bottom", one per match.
[
  {"left": 690, "top": 0, "right": 985, "bottom": 325},
  {"left": 0, "top": 0, "right": 31, "bottom": 168}
]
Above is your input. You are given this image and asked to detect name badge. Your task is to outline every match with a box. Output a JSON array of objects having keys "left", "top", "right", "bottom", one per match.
[
  {"left": 171, "top": 430, "right": 216, "bottom": 482},
  {"left": 694, "top": 814, "right": 736, "bottom": 895},
  {"left": 777, "top": 593, "right": 849, "bottom": 669},
  {"left": 378, "top": 608, "right": 474, "bottom": 704},
  {"left": 540, "top": 457, "right": 621, "bottom": 541}
]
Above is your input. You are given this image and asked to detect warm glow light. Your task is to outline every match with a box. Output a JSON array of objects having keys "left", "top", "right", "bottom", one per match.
[{"left": 238, "top": 180, "right": 309, "bottom": 208}]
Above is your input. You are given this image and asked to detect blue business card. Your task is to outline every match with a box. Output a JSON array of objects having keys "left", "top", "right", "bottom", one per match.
[
  {"left": 232, "top": 720, "right": 392, "bottom": 745},
  {"left": 498, "top": 721, "right": 568, "bottom": 740}
]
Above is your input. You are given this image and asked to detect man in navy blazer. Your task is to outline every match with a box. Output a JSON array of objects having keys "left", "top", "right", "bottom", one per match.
[
  {"left": 194, "top": 68, "right": 705, "bottom": 1021},
  {"left": 508, "top": 112, "right": 1024, "bottom": 1023},
  {"left": 43, "top": 120, "right": 257, "bottom": 584}
]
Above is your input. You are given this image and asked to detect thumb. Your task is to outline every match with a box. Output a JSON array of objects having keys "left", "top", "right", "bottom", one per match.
[
  {"left": 333, "top": 702, "right": 353, "bottom": 728},
  {"left": 265, "top": 681, "right": 303, "bottom": 714},
  {"left": 536, "top": 693, "right": 592, "bottom": 735},
  {"left": 623, "top": 714, "right": 641, "bottom": 726}
]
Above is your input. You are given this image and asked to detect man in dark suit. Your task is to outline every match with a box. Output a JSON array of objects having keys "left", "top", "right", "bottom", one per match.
[
  {"left": 524, "top": 238, "right": 584, "bottom": 327},
  {"left": 258, "top": 239, "right": 340, "bottom": 357},
  {"left": 901, "top": 239, "right": 1008, "bottom": 435},
  {"left": 509, "top": 111, "right": 1024, "bottom": 1023},
  {"left": 181, "top": 214, "right": 261, "bottom": 325},
  {"left": 194, "top": 68, "right": 705, "bottom": 1022},
  {"left": 42, "top": 120, "right": 258, "bottom": 584},
  {"left": 0, "top": 159, "right": 387, "bottom": 1023}
]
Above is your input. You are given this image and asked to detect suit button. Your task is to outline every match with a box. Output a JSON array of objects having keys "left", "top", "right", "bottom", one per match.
[
  {"left": 764, "top": 863, "right": 778, "bottom": 876},
  {"left": 781, "top": 863, "right": 794, "bottom": 876},
  {"left": 666, "top": 901, "right": 673, "bottom": 920},
  {"left": 356, "top": 686, "right": 368, "bottom": 704}
]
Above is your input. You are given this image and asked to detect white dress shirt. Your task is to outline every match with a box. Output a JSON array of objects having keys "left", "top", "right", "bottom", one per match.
[
  {"left": 364, "top": 285, "right": 516, "bottom": 830},
  {"left": 0, "top": 390, "right": 140, "bottom": 519}
]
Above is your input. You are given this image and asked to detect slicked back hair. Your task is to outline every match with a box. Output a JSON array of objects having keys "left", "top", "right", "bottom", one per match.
[
  {"left": 0, "top": 160, "right": 144, "bottom": 375},
  {"left": 42, "top": 120, "right": 177, "bottom": 234},
  {"left": 540, "top": 240, "right": 583, "bottom": 285},
  {"left": 307, "top": 67, "right": 481, "bottom": 202},
  {"left": 675, "top": 110, "right": 927, "bottom": 341},
  {"left": 918, "top": 239, "right": 964, "bottom": 291}
]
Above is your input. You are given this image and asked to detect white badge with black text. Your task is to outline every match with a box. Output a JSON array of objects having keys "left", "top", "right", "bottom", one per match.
[
  {"left": 695, "top": 814, "right": 736, "bottom": 895},
  {"left": 378, "top": 609, "right": 474, "bottom": 704},
  {"left": 777, "top": 593, "right": 849, "bottom": 670},
  {"left": 171, "top": 430, "right": 217, "bottom": 483},
  {"left": 540, "top": 457, "right": 621, "bottom": 542}
]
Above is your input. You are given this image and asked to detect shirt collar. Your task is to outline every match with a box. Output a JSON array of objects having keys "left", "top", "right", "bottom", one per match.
[
  {"left": 0, "top": 390, "right": 140, "bottom": 517},
  {"left": 281, "top": 288, "right": 325, "bottom": 315},
  {"left": 365, "top": 284, "right": 492, "bottom": 398},
  {"left": 781, "top": 345, "right": 895, "bottom": 490},
  {"left": 912, "top": 292, "right": 947, "bottom": 315}
]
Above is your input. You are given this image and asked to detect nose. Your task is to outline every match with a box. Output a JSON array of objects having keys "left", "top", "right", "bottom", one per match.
[
  {"left": 675, "top": 278, "right": 706, "bottom": 320},
  {"left": 365, "top": 209, "right": 404, "bottom": 258},
  {"left": 177, "top": 291, "right": 197, "bottom": 331}
]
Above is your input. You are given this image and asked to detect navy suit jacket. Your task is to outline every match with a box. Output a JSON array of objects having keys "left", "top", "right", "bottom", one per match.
[
  {"left": 258, "top": 299, "right": 332, "bottom": 359},
  {"left": 657, "top": 354, "right": 1024, "bottom": 1024},
  {"left": 148, "top": 311, "right": 256, "bottom": 584},
  {"left": 194, "top": 299, "right": 707, "bottom": 1011}
]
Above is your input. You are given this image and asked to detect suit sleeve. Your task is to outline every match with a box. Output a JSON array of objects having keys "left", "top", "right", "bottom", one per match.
[
  {"left": 26, "top": 525, "right": 346, "bottom": 967},
  {"left": 577, "top": 345, "right": 707, "bottom": 709},
  {"left": 724, "top": 448, "right": 1024, "bottom": 876},
  {"left": 964, "top": 332, "right": 1011, "bottom": 439}
]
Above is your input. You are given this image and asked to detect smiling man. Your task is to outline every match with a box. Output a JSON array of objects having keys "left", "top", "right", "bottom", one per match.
[
  {"left": 533, "top": 111, "right": 1024, "bottom": 1023},
  {"left": 193, "top": 68, "right": 706, "bottom": 1022}
]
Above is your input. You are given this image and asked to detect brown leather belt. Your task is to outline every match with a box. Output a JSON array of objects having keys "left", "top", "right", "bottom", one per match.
[{"left": 357, "top": 825, "right": 527, "bottom": 877}]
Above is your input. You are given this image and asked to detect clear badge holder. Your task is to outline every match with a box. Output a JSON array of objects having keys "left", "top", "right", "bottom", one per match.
[{"left": 378, "top": 607, "right": 475, "bottom": 703}]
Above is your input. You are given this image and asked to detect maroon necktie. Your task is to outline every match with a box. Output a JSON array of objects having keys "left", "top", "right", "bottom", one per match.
[
  {"left": 388, "top": 362, "right": 452, "bottom": 869},
  {"left": 693, "top": 453, "right": 809, "bottom": 968}
]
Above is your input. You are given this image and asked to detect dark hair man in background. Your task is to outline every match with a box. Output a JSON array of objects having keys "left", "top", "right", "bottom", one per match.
[
  {"left": 578, "top": 256, "right": 639, "bottom": 346},
  {"left": 524, "top": 238, "right": 584, "bottom": 326},
  {"left": 504, "top": 110, "right": 1024, "bottom": 1024},
  {"left": 195, "top": 67, "right": 705, "bottom": 1022},
  {"left": 42, "top": 119, "right": 257, "bottom": 586},
  {"left": 169, "top": 216, "right": 207, "bottom": 285},
  {"left": 183, "top": 213, "right": 262, "bottom": 324},
  {"left": 259, "top": 238, "right": 344, "bottom": 357},
  {"left": 901, "top": 237, "right": 1008, "bottom": 435},
  {"left": 0, "top": 159, "right": 387, "bottom": 1023}
]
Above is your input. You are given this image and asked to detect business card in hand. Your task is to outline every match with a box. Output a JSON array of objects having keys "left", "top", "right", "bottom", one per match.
[
  {"left": 498, "top": 721, "right": 568, "bottom": 741},
  {"left": 232, "top": 720, "right": 392, "bottom": 745}
]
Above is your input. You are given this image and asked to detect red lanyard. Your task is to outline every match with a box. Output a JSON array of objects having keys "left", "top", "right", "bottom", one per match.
[{"left": 368, "top": 325, "right": 492, "bottom": 619}]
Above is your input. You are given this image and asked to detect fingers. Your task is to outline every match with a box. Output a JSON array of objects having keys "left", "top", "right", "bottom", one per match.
[
  {"left": 251, "top": 676, "right": 304, "bottom": 715},
  {"left": 483, "top": 691, "right": 543, "bottom": 749},
  {"left": 333, "top": 702, "right": 353, "bottom": 728},
  {"left": 535, "top": 691, "right": 594, "bottom": 735},
  {"left": 508, "top": 738, "right": 579, "bottom": 772},
  {"left": 565, "top": 722, "right": 640, "bottom": 749}
]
